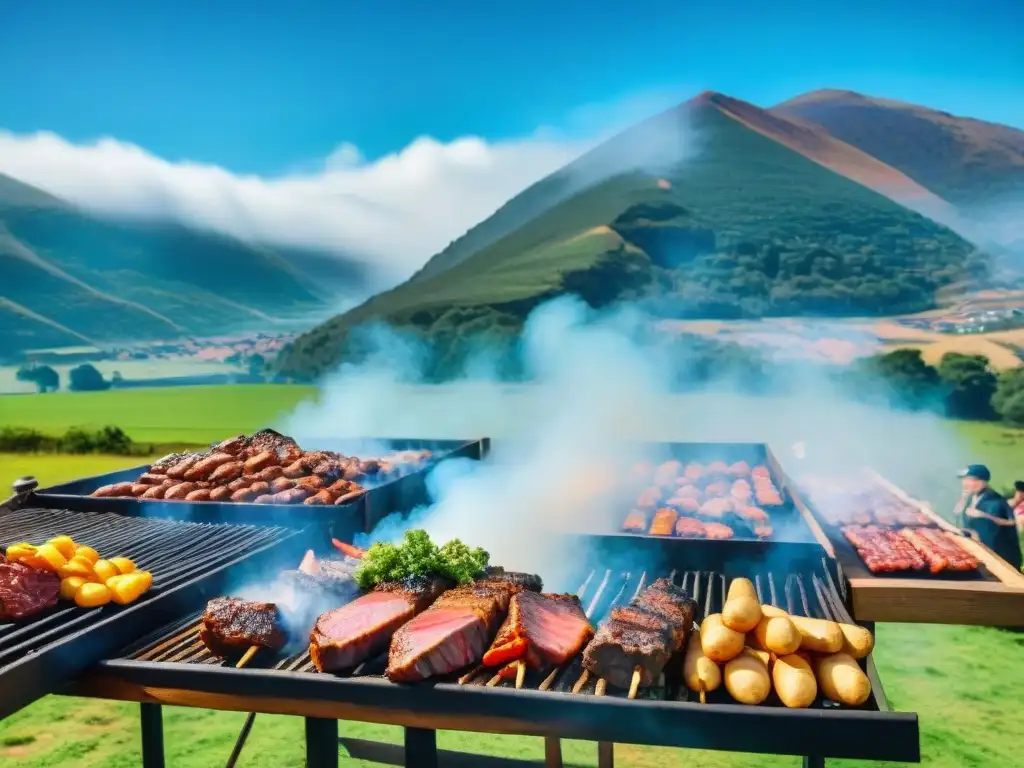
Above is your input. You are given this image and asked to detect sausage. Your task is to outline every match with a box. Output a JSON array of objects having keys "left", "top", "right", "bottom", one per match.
[
  {"left": 335, "top": 489, "right": 368, "bottom": 505},
  {"left": 243, "top": 450, "right": 278, "bottom": 475},
  {"left": 129, "top": 483, "right": 152, "bottom": 497},
  {"left": 226, "top": 476, "right": 253, "bottom": 493},
  {"left": 257, "top": 465, "right": 285, "bottom": 482},
  {"left": 208, "top": 461, "right": 244, "bottom": 485},
  {"left": 185, "top": 488, "right": 212, "bottom": 502},
  {"left": 773, "top": 654, "right": 817, "bottom": 709},
  {"left": 164, "top": 482, "right": 198, "bottom": 500},
  {"left": 790, "top": 616, "right": 844, "bottom": 654},
  {"left": 141, "top": 483, "right": 171, "bottom": 500},
  {"left": 248, "top": 481, "right": 271, "bottom": 497},
  {"left": 815, "top": 653, "right": 871, "bottom": 706},
  {"left": 136, "top": 473, "right": 166, "bottom": 485},
  {"left": 254, "top": 494, "right": 277, "bottom": 504},
  {"left": 683, "top": 628, "right": 721, "bottom": 701},
  {"left": 304, "top": 489, "right": 334, "bottom": 505},
  {"left": 328, "top": 479, "right": 358, "bottom": 494},
  {"left": 230, "top": 488, "right": 259, "bottom": 503},
  {"left": 273, "top": 487, "right": 310, "bottom": 505},
  {"left": 296, "top": 475, "right": 325, "bottom": 491},
  {"left": 283, "top": 459, "right": 309, "bottom": 479},
  {"left": 751, "top": 614, "right": 801, "bottom": 656},
  {"left": 92, "top": 482, "right": 136, "bottom": 498},
  {"left": 166, "top": 457, "right": 200, "bottom": 480},
  {"left": 270, "top": 477, "right": 296, "bottom": 493},
  {"left": 723, "top": 648, "right": 771, "bottom": 705},
  {"left": 183, "top": 453, "right": 236, "bottom": 481},
  {"left": 209, "top": 486, "right": 232, "bottom": 502}
]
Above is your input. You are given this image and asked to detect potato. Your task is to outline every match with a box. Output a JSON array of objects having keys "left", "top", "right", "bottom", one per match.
[
  {"left": 74, "top": 582, "right": 113, "bottom": 608},
  {"left": 93, "top": 559, "right": 119, "bottom": 583},
  {"left": 815, "top": 652, "right": 871, "bottom": 706},
  {"left": 772, "top": 654, "right": 817, "bottom": 708},
  {"left": 36, "top": 543, "right": 70, "bottom": 572},
  {"left": 760, "top": 604, "right": 788, "bottom": 619},
  {"left": 107, "top": 573, "right": 150, "bottom": 605},
  {"left": 838, "top": 623, "right": 874, "bottom": 660},
  {"left": 752, "top": 614, "right": 801, "bottom": 655},
  {"left": 791, "top": 616, "right": 844, "bottom": 654},
  {"left": 58, "top": 557, "right": 96, "bottom": 580},
  {"left": 683, "top": 629, "right": 722, "bottom": 700},
  {"left": 46, "top": 535, "right": 77, "bottom": 560},
  {"left": 722, "top": 595, "right": 762, "bottom": 633},
  {"left": 136, "top": 571, "right": 154, "bottom": 591},
  {"left": 723, "top": 648, "right": 771, "bottom": 705},
  {"left": 109, "top": 557, "right": 136, "bottom": 575},
  {"left": 74, "top": 545, "right": 100, "bottom": 564},
  {"left": 60, "top": 576, "right": 89, "bottom": 601},
  {"left": 5, "top": 543, "right": 36, "bottom": 562},
  {"left": 726, "top": 578, "right": 758, "bottom": 602},
  {"left": 700, "top": 613, "right": 746, "bottom": 663}
]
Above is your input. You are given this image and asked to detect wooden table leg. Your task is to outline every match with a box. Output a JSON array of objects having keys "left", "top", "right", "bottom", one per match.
[
  {"left": 544, "top": 737, "right": 564, "bottom": 768},
  {"left": 597, "top": 741, "right": 614, "bottom": 768}
]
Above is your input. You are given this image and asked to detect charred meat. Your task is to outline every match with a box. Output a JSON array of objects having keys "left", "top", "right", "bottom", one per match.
[
  {"left": 582, "top": 578, "right": 698, "bottom": 689},
  {"left": 199, "top": 597, "right": 287, "bottom": 658},
  {"left": 482, "top": 592, "right": 593, "bottom": 670}
]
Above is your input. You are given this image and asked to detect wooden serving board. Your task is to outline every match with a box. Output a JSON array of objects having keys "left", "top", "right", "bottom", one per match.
[{"left": 808, "top": 469, "right": 1024, "bottom": 626}]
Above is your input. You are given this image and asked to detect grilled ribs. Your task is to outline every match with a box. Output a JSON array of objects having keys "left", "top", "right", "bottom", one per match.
[
  {"left": 310, "top": 576, "right": 450, "bottom": 673},
  {"left": 0, "top": 561, "right": 61, "bottom": 621},
  {"left": 482, "top": 592, "right": 593, "bottom": 670},
  {"left": 386, "top": 573, "right": 542, "bottom": 683},
  {"left": 200, "top": 597, "right": 287, "bottom": 658},
  {"left": 582, "top": 578, "right": 697, "bottom": 689}
]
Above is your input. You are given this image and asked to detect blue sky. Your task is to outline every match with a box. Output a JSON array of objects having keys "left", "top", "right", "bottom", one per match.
[{"left": 2, "top": 0, "right": 1021, "bottom": 174}]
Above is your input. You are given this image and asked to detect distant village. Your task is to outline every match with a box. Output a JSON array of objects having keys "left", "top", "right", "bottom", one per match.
[{"left": 897, "top": 306, "right": 1024, "bottom": 334}]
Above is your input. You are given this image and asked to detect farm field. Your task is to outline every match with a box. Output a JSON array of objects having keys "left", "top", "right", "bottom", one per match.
[
  {"left": 0, "top": 359, "right": 242, "bottom": 395},
  {"left": 1, "top": 385, "right": 1024, "bottom": 767}
]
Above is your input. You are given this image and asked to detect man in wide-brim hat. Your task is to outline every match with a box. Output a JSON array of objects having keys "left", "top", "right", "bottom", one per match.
[{"left": 955, "top": 464, "right": 1022, "bottom": 569}]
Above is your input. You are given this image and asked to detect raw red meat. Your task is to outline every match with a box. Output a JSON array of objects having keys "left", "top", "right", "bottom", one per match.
[
  {"left": 482, "top": 592, "right": 593, "bottom": 670},
  {"left": 0, "top": 562, "right": 61, "bottom": 621}
]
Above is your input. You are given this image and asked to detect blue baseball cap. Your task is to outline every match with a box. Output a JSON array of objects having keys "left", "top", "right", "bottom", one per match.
[{"left": 957, "top": 464, "right": 991, "bottom": 482}]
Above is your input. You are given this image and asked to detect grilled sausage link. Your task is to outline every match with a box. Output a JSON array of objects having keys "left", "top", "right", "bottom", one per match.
[
  {"left": 243, "top": 450, "right": 278, "bottom": 475},
  {"left": 282, "top": 459, "right": 309, "bottom": 479},
  {"left": 164, "top": 482, "right": 198, "bottom": 500},
  {"left": 257, "top": 465, "right": 285, "bottom": 482},
  {"left": 183, "top": 453, "right": 236, "bottom": 481},
  {"left": 166, "top": 456, "right": 201, "bottom": 480},
  {"left": 270, "top": 477, "right": 296, "bottom": 493},
  {"left": 92, "top": 482, "right": 135, "bottom": 498},
  {"left": 185, "top": 488, "right": 212, "bottom": 502},
  {"left": 129, "top": 483, "right": 151, "bottom": 497},
  {"left": 304, "top": 489, "right": 335, "bottom": 506},
  {"left": 272, "top": 487, "right": 310, "bottom": 505},
  {"left": 230, "top": 487, "right": 259, "bottom": 503},
  {"left": 226, "top": 476, "right": 254, "bottom": 493},
  {"left": 136, "top": 473, "right": 166, "bottom": 485},
  {"left": 248, "top": 481, "right": 271, "bottom": 497},
  {"left": 209, "top": 486, "right": 232, "bottom": 502},
  {"left": 335, "top": 489, "right": 368, "bottom": 505},
  {"left": 296, "top": 475, "right": 325, "bottom": 491},
  {"left": 208, "top": 461, "right": 244, "bottom": 485}
]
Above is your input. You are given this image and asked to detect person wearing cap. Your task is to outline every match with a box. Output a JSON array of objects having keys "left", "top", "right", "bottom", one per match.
[{"left": 955, "top": 465, "right": 1022, "bottom": 569}]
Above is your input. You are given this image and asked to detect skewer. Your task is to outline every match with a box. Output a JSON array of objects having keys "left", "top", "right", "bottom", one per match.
[
  {"left": 236, "top": 645, "right": 260, "bottom": 669},
  {"left": 486, "top": 671, "right": 503, "bottom": 687},
  {"left": 538, "top": 667, "right": 560, "bottom": 692},
  {"left": 627, "top": 666, "right": 642, "bottom": 700},
  {"left": 571, "top": 669, "right": 591, "bottom": 694},
  {"left": 595, "top": 678, "right": 607, "bottom": 696},
  {"left": 698, "top": 682, "right": 706, "bottom": 705},
  {"left": 515, "top": 660, "right": 527, "bottom": 690},
  {"left": 458, "top": 665, "right": 485, "bottom": 685}
]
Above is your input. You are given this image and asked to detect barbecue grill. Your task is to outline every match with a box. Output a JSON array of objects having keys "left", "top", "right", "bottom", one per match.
[
  {"left": 796, "top": 469, "right": 1024, "bottom": 626},
  {"left": 66, "top": 548, "right": 918, "bottom": 767},
  {"left": 30, "top": 437, "right": 487, "bottom": 545},
  {"left": 0, "top": 501, "right": 304, "bottom": 719}
]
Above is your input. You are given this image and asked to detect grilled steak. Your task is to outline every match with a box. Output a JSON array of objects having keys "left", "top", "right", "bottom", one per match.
[
  {"left": 310, "top": 576, "right": 449, "bottom": 673},
  {"left": 582, "top": 578, "right": 697, "bottom": 689},
  {"left": 482, "top": 568, "right": 543, "bottom": 593},
  {"left": 0, "top": 561, "right": 61, "bottom": 621},
  {"left": 483, "top": 592, "right": 593, "bottom": 670},
  {"left": 386, "top": 573, "right": 541, "bottom": 683},
  {"left": 200, "top": 597, "right": 286, "bottom": 658}
]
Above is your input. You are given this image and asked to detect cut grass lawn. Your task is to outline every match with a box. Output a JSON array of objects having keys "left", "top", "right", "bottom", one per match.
[{"left": 2, "top": 387, "right": 1024, "bottom": 766}]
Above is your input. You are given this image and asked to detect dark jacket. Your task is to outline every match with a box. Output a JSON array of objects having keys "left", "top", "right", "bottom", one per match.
[{"left": 962, "top": 487, "right": 1022, "bottom": 569}]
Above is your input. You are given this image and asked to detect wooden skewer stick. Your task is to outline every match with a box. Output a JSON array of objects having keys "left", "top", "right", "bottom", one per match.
[
  {"left": 236, "top": 645, "right": 260, "bottom": 669},
  {"left": 486, "top": 672, "right": 503, "bottom": 687},
  {"left": 458, "top": 666, "right": 485, "bottom": 685},
  {"left": 698, "top": 682, "right": 706, "bottom": 705},
  {"left": 627, "top": 666, "right": 642, "bottom": 700},
  {"left": 538, "top": 667, "right": 560, "bottom": 692},
  {"left": 515, "top": 660, "right": 527, "bottom": 690},
  {"left": 595, "top": 678, "right": 607, "bottom": 696},
  {"left": 572, "top": 669, "right": 591, "bottom": 694}
]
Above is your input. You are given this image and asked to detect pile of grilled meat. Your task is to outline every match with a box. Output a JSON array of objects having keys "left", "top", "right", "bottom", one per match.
[
  {"left": 623, "top": 460, "right": 783, "bottom": 539},
  {"left": 842, "top": 525, "right": 979, "bottom": 574},
  {"left": 198, "top": 561, "right": 701, "bottom": 696},
  {"left": 800, "top": 477, "right": 931, "bottom": 528},
  {"left": 91, "top": 429, "right": 432, "bottom": 506}
]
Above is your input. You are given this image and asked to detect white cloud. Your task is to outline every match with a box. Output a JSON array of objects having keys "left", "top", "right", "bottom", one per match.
[
  {"left": 0, "top": 89, "right": 689, "bottom": 283},
  {"left": 0, "top": 129, "right": 588, "bottom": 283}
]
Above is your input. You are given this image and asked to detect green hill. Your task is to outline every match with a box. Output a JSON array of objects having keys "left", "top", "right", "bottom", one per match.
[
  {"left": 278, "top": 93, "right": 983, "bottom": 379},
  {"left": 0, "top": 173, "right": 367, "bottom": 358}
]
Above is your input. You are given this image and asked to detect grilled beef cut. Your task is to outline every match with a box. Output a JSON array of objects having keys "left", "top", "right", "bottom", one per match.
[
  {"left": 200, "top": 597, "right": 286, "bottom": 658},
  {"left": 482, "top": 592, "right": 593, "bottom": 669},
  {"left": 310, "top": 576, "right": 449, "bottom": 673},
  {"left": 0, "top": 561, "right": 61, "bottom": 621},
  {"left": 386, "top": 573, "right": 542, "bottom": 683},
  {"left": 582, "top": 578, "right": 697, "bottom": 689}
]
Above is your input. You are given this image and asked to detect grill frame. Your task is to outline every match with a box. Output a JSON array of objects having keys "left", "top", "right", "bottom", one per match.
[
  {"left": 0, "top": 502, "right": 305, "bottom": 720},
  {"left": 67, "top": 550, "right": 919, "bottom": 763},
  {"left": 28, "top": 437, "right": 487, "bottom": 545}
]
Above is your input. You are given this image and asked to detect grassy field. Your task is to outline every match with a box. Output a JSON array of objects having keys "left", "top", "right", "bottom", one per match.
[{"left": 2, "top": 386, "right": 1024, "bottom": 766}]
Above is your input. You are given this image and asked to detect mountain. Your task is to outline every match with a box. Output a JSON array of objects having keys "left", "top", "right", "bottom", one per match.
[
  {"left": 278, "top": 91, "right": 985, "bottom": 379},
  {"left": 0, "top": 174, "right": 368, "bottom": 357},
  {"left": 772, "top": 89, "right": 1024, "bottom": 211}
]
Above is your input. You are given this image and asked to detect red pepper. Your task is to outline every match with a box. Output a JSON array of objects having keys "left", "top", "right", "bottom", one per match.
[
  {"left": 331, "top": 539, "right": 365, "bottom": 559},
  {"left": 481, "top": 636, "right": 526, "bottom": 667}
]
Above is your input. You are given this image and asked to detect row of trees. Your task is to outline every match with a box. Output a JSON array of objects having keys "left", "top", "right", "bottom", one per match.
[
  {"left": 0, "top": 425, "right": 135, "bottom": 454},
  {"left": 16, "top": 364, "right": 115, "bottom": 393}
]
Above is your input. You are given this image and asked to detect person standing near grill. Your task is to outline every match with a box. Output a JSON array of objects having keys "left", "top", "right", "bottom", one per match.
[
  {"left": 1010, "top": 481, "right": 1024, "bottom": 531},
  {"left": 954, "top": 465, "right": 1022, "bottom": 569}
]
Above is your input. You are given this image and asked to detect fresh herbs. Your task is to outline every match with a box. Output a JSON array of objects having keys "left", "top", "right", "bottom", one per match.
[{"left": 354, "top": 529, "right": 489, "bottom": 590}]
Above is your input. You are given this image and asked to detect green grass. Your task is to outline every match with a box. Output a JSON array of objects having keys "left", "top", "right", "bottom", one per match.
[{"left": 2, "top": 386, "right": 1024, "bottom": 766}]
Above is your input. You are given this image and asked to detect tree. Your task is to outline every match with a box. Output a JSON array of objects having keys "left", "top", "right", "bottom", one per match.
[
  {"left": 68, "top": 364, "right": 110, "bottom": 392},
  {"left": 993, "top": 369, "right": 1024, "bottom": 426},
  {"left": 248, "top": 354, "right": 267, "bottom": 378},
  {"left": 16, "top": 364, "right": 60, "bottom": 393},
  {"left": 855, "top": 348, "right": 941, "bottom": 410},
  {"left": 937, "top": 352, "right": 997, "bottom": 420}
]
